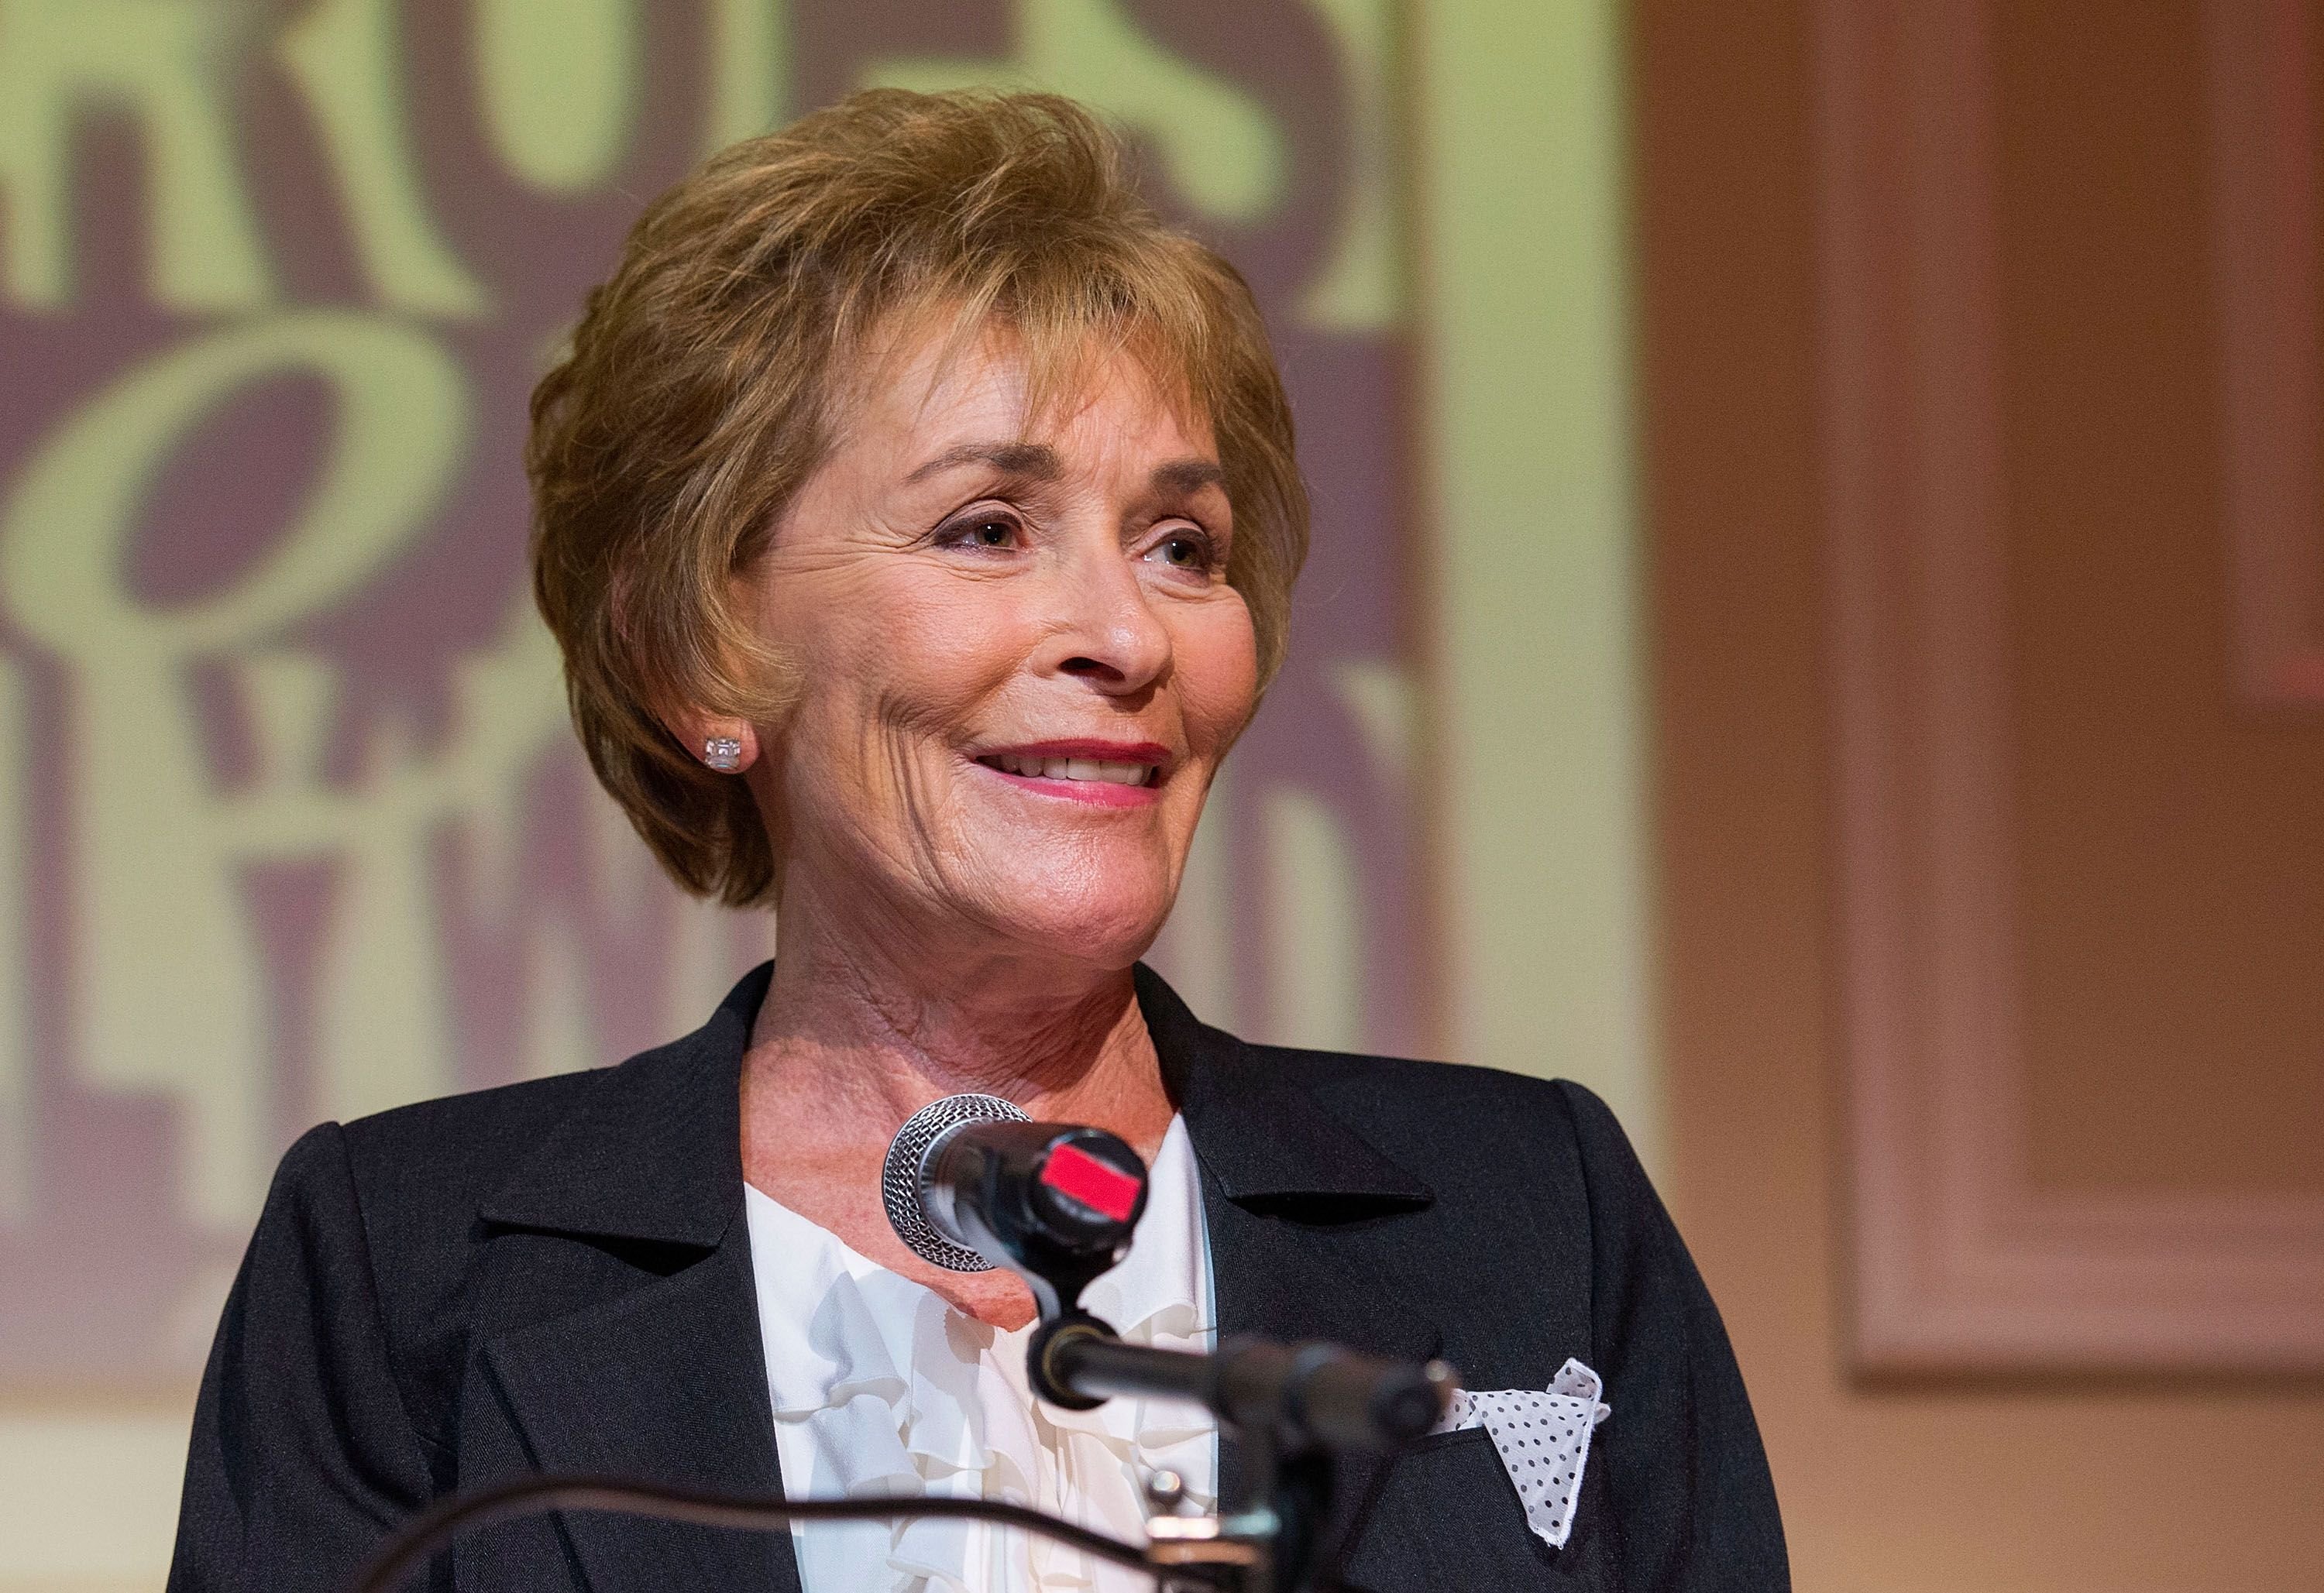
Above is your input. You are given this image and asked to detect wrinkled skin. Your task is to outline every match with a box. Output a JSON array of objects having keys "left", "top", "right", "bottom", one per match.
[{"left": 694, "top": 322, "right": 1260, "bottom": 1327}]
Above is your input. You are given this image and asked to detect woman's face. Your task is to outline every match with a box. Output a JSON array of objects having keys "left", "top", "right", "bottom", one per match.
[{"left": 737, "top": 324, "right": 1260, "bottom": 975}]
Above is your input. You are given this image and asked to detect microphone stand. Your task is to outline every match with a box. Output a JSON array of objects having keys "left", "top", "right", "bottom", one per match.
[
  {"left": 916, "top": 1116, "right": 1456, "bottom": 1590},
  {"left": 1023, "top": 1317, "right": 1452, "bottom": 1592}
]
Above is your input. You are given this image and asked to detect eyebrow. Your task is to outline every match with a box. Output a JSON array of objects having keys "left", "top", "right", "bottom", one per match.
[
  {"left": 905, "top": 442, "right": 1063, "bottom": 483},
  {"left": 901, "top": 444, "right": 1226, "bottom": 496},
  {"left": 1150, "top": 458, "right": 1226, "bottom": 496}
]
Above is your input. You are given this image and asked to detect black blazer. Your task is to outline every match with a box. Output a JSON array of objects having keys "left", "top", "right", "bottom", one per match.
[{"left": 168, "top": 964, "right": 1786, "bottom": 1592}]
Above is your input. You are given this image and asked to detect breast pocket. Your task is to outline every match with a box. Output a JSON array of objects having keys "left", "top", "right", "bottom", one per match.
[{"left": 1333, "top": 1426, "right": 1618, "bottom": 1592}]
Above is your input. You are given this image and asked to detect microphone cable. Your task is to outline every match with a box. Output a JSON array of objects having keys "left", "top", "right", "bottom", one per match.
[{"left": 352, "top": 1473, "right": 1193, "bottom": 1592}]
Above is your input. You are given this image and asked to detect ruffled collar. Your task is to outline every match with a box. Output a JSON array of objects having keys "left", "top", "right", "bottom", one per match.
[{"left": 744, "top": 1117, "right": 1215, "bottom": 1592}]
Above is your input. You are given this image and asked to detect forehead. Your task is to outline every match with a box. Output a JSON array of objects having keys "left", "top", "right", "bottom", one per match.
[{"left": 837, "top": 310, "right": 1219, "bottom": 466}]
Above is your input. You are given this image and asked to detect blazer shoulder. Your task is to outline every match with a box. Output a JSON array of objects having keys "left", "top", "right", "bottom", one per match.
[
  {"left": 337, "top": 1067, "right": 601, "bottom": 1197},
  {"left": 334, "top": 1071, "right": 602, "bottom": 1306},
  {"left": 1232, "top": 1039, "right": 1638, "bottom": 1200},
  {"left": 1244, "top": 1039, "right": 1607, "bottom": 1138}
]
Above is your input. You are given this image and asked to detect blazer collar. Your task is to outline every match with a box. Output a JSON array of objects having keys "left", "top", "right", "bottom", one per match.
[
  {"left": 478, "top": 963, "right": 772, "bottom": 1248},
  {"left": 1136, "top": 963, "right": 1434, "bottom": 1214},
  {"left": 482, "top": 960, "right": 1433, "bottom": 1245}
]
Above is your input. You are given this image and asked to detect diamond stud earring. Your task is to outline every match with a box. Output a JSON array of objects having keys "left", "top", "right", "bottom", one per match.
[{"left": 703, "top": 735, "right": 744, "bottom": 773}]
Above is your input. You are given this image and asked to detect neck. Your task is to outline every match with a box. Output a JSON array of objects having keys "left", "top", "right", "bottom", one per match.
[{"left": 743, "top": 875, "right": 1174, "bottom": 1155}]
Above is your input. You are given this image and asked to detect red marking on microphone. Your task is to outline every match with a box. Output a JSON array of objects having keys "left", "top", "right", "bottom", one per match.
[{"left": 1040, "top": 1143, "right": 1142, "bottom": 1222}]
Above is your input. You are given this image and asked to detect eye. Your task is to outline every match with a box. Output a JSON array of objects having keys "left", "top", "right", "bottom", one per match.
[
  {"left": 937, "top": 510, "right": 1023, "bottom": 550},
  {"left": 1147, "top": 527, "right": 1217, "bottom": 572}
]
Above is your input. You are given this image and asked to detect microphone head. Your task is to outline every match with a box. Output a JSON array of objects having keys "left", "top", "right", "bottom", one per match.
[{"left": 882, "top": 1093, "right": 1029, "bottom": 1272}]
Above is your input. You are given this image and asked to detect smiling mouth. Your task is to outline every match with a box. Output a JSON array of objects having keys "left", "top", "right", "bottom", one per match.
[{"left": 975, "top": 752, "right": 1158, "bottom": 788}]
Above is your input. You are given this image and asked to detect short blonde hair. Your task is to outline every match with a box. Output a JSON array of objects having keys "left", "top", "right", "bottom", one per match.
[{"left": 529, "top": 88, "right": 1307, "bottom": 908}]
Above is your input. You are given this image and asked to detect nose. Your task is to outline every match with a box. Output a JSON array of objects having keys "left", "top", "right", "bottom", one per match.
[{"left": 1042, "top": 536, "right": 1171, "bottom": 695}]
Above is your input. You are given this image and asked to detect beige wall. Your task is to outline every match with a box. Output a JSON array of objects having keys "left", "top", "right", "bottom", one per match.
[{"left": 1640, "top": 2, "right": 2324, "bottom": 1587}]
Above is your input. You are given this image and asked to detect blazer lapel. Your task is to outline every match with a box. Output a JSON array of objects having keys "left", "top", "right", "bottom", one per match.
[
  {"left": 479, "top": 1238, "right": 798, "bottom": 1593},
  {"left": 1136, "top": 971, "right": 1449, "bottom": 1566},
  {"left": 1138, "top": 968, "right": 1439, "bottom": 1362},
  {"left": 469, "top": 967, "right": 803, "bottom": 1593},
  {"left": 1140, "top": 968, "right": 1568, "bottom": 1591}
]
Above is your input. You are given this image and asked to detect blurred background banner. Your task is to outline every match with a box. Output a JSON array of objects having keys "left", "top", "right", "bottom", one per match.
[
  {"left": 0, "top": 5, "right": 1649, "bottom": 1580},
  {"left": 0, "top": 0, "right": 1454, "bottom": 1394}
]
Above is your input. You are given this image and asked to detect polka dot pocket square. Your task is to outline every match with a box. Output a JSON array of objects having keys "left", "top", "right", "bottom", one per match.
[{"left": 1431, "top": 1358, "right": 1612, "bottom": 1549}]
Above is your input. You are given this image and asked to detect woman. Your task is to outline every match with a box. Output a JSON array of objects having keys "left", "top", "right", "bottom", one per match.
[{"left": 169, "top": 90, "right": 1786, "bottom": 1592}]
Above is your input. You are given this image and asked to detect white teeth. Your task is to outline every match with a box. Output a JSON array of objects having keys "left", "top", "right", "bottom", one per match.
[{"left": 985, "top": 754, "right": 1154, "bottom": 787}]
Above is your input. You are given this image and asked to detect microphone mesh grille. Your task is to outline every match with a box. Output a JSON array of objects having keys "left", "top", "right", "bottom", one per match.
[{"left": 881, "top": 1093, "right": 1031, "bottom": 1272}]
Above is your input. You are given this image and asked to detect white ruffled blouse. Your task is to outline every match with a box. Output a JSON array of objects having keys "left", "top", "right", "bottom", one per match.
[{"left": 743, "top": 1116, "right": 1218, "bottom": 1592}]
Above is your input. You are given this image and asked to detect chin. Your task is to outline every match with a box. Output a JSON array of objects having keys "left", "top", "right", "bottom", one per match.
[
  {"left": 987, "top": 884, "right": 1171, "bottom": 971},
  {"left": 957, "top": 829, "right": 1178, "bottom": 961}
]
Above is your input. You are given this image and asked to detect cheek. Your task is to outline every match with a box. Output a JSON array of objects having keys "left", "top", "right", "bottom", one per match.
[
  {"left": 874, "top": 580, "right": 1054, "bottom": 750},
  {"left": 1171, "top": 598, "right": 1261, "bottom": 754},
  {"left": 767, "top": 567, "right": 1030, "bottom": 747}
]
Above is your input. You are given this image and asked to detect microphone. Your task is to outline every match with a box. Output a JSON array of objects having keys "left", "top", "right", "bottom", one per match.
[
  {"left": 881, "top": 1094, "right": 1150, "bottom": 1286},
  {"left": 879, "top": 1096, "right": 1456, "bottom": 1454}
]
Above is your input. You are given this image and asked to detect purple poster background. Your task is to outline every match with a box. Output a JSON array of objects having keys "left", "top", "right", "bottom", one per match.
[{"left": 0, "top": 0, "right": 1424, "bottom": 1390}]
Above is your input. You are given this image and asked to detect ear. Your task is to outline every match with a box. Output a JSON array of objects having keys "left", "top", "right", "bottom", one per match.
[{"left": 668, "top": 712, "right": 760, "bottom": 775}]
